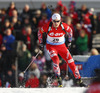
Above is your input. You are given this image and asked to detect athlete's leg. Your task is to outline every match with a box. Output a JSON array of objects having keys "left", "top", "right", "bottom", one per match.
[
  {"left": 46, "top": 44, "right": 60, "bottom": 76},
  {"left": 58, "top": 44, "right": 81, "bottom": 79}
]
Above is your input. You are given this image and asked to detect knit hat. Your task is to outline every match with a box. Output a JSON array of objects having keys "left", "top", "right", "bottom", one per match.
[{"left": 52, "top": 13, "right": 61, "bottom": 20}]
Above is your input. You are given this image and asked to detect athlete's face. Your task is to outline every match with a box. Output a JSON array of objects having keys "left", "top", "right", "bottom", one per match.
[{"left": 52, "top": 19, "right": 61, "bottom": 28}]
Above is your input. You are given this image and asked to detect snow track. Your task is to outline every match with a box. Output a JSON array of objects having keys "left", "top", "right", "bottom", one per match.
[{"left": 0, "top": 87, "right": 87, "bottom": 93}]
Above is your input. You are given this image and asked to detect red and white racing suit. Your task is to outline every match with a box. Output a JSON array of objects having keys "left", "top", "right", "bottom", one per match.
[{"left": 38, "top": 22, "right": 81, "bottom": 79}]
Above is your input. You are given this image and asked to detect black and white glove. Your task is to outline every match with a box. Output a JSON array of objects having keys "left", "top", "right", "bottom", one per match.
[{"left": 39, "top": 43, "right": 44, "bottom": 51}]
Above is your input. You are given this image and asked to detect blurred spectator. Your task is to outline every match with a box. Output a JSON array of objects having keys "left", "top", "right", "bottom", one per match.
[
  {"left": 82, "top": 8, "right": 93, "bottom": 39},
  {"left": 12, "top": 10, "right": 21, "bottom": 28},
  {"left": 65, "top": 16, "right": 75, "bottom": 37},
  {"left": 40, "top": 3, "right": 52, "bottom": 20},
  {"left": 12, "top": 10, "right": 18, "bottom": 18},
  {"left": 2, "top": 28, "right": 15, "bottom": 69},
  {"left": 70, "top": 23, "right": 82, "bottom": 55},
  {"left": 34, "top": 10, "right": 41, "bottom": 27},
  {"left": 88, "top": 8, "right": 97, "bottom": 50},
  {"left": 25, "top": 73, "right": 39, "bottom": 88},
  {"left": 55, "top": 0, "right": 63, "bottom": 12},
  {"left": 90, "top": 48, "right": 99, "bottom": 55},
  {"left": 6, "top": 2, "right": 17, "bottom": 17},
  {"left": 11, "top": 17, "right": 21, "bottom": 37},
  {"left": 31, "top": 15, "right": 39, "bottom": 43},
  {"left": 28, "top": 63, "right": 40, "bottom": 79},
  {"left": 77, "top": 4, "right": 88, "bottom": 22},
  {"left": 39, "top": 73, "right": 48, "bottom": 88},
  {"left": 21, "top": 26, "right": 35, "bottom": 53},
  {"left": 30, "top": 10, "right": 41, "bottom": 43},
  {"left": 0, "top": 50, "right": 7, "bottom": 74},
  {"left": 5, "top": 82, "right": 11, "bottom": 88},
  {"left": 4, "top": 70, "right": 15, "bottom": 87},
  {"left": 11, "top": 17, "right": 18, "bottom": 29},
  {"left": 3, "top": 28, "right": 15, "bottom": 50},
  {"left": 0, "top": 57, "right": 14, "bottom": 85},
  {"left": 31, "top": 16, "right": 38, "bottom": 29},
  {"left": 1, "top": 19, "right": 11, "bottom": 35},
  {"left": 55, "top": 0, "right": 68, "bottom": 17},
  {"left": 34, "top": 53, "right": 45, "bottom": 72},
  {"left": 11, "top": 63, "right": 17, "bottom": 73},
  {"left": 10, "top": 9, "right": 21, "bottom": 23},
  {"left": 38, "top": 13, "right": 48, "bottom": 29},
  {"left": 60, "top": 5, "right": 68, "bottom": 17},
  {"left": 18, "top": 44, "right": 31, "bottom": 71},
  {"left": 81, "top": 8, "right": 96, "bottom": 50},
  {"left": 21, "top": 17, "right": 31, "bottom": 42},
  {"left": 89, "top": 8, "right": 97, "bottom": 34},
  {"left": 69, "top": 1, "right": 76, "bottom": 9},
  {"left": 0, "top": 44, "right": 7, "bottom": 73},
  {"left": 75, "top": 23, "right": 82, "bottom": 40},
  {"left": 76, "top": 29, "right": 88, "bottom": 55},
  {"left": 21, "top": 4, "right": 31, "bottom": 21},
  {"left": 5, "top": 63, "right": 18, "bottom": 87},
  {"left": 0, "top": 8, "right": 8, "bottom": 31},
  {"left": 21, "top": 16, "right": 31, "bottom": 28},
  {"left": 18, "top": 72, "right": 25, "bottom": 87},
  {"left": 68, "top": 5, "right": 78, "bottom": 25},
  {"left": 21, "top": 26, "right": 27, "bottom": 37},
  {"left": 8, "top": 9, "right": 18, "bottom": 22}
]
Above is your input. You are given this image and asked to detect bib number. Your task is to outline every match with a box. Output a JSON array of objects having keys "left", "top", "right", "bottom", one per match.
[{"left": 53, "top": 39, "right": 59, "bottom": 43}]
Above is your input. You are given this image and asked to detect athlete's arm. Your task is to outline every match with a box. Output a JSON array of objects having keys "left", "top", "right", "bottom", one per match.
[
  {"left": 64, "top": 23, "right": 73, "bottom": 43},
  {"left": 67, "top": 26, "right": 73, "bottom": 43},
  {"left": 38, "top": 23, "right": 49, "bottom": 44}
]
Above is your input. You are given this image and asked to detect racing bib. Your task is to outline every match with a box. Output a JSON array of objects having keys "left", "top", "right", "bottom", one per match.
[{"left": 46, "top": 35, "right": 65, "bottom": 45}]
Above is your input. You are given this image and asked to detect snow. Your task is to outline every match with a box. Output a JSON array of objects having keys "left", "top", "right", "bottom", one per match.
[
  {"left": 0, "top": 87, "right": 87, "bottom": 93},
  {"left": 0, "top": 79, "right": 88, "bottom": 93}
]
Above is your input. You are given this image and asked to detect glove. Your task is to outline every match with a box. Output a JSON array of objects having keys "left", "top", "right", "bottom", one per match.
[
  {"left": 76, "top": 78, "right": 87, "bottom": 87},
  {"left": 68, "top": 42, "right": 71, "bottom": 47},
  {"left": 39, "top": 43, "right": 44, "bottom": 51},
  {"left": 67, "top": 42, "right": 71, "bottom": 49}
]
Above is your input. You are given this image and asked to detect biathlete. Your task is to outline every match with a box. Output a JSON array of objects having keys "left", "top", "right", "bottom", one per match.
[{"left": 38, "top": 13, "right": 86, "bottom": 87}]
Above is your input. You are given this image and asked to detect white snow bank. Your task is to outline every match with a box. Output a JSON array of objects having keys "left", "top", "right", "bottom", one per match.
[{"left": 0, "top": 87, "right": 87, "bottom": 93}]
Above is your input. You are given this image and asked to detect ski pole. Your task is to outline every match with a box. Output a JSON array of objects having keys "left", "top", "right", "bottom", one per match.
[{"left": 23, "top": 50, "right": 41, "bottom": 74}]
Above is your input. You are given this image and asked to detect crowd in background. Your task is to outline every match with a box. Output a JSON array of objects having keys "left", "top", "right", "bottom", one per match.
[{"left": 0, "top": 0, "right": 100, "bottom": 88}]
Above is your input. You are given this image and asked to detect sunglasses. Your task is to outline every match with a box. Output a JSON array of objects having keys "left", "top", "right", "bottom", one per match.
[{"left": 53, "top": 20, "right": 60, "bottom": 23}]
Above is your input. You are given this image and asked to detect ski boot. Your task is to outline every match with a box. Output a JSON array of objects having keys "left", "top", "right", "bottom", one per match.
[
  {"left": 76, "top": 78, "right": 87, "bottom": 87},
  {"left": 56, "top": 76, "right": 63, "bottom": 87}
]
